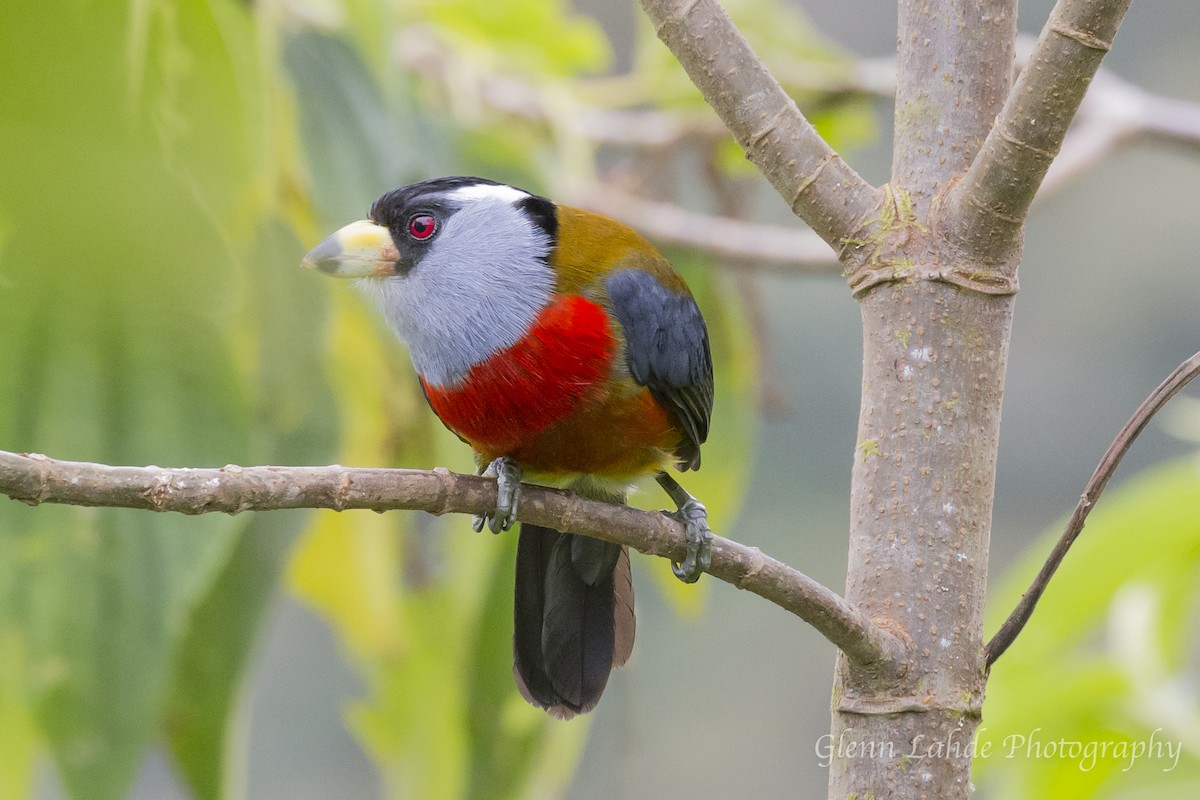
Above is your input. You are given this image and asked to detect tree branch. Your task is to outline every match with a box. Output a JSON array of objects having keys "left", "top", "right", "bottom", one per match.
[
  {"left": 572, "top": 185, "right": 839, "bottom": 272},
  {"left": 638, "top": 0, "right": 880, "bottom": 249},
  {"left": 1041, "top": 65, "right": 1200, "bottom": 196},
  {"left": 946, "top": 0, "right": 1134, "bottom": 254},
  {"left": 402, "top": 20, "right": 1200, "bottom": 275},
  {"left": 985, "top": 349, "right": 1200, "bottom": 666},
  {"left": 0, "top": 449, "right": 907, "bottom": 672}
]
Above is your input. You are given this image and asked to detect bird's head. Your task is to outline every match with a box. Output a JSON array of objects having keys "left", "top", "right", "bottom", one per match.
[
  {"left": 303, "top": 176, "right": 556, "bottom": 280},
  {"left": 302, "top": 177, "right": 560, "bottom": 387}
]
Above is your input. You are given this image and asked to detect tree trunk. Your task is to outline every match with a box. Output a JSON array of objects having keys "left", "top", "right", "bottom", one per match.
[
  {"left": 827, "top": 2, "right": 1019, "bottom": 797},
  {"left": 829, "top": 285, "right": 1014, "bottom": 796}
]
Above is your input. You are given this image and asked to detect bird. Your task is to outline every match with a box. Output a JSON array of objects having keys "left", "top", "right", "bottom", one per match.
[{"left": 303, "top": 176, "right": 713, "bottom": 718}]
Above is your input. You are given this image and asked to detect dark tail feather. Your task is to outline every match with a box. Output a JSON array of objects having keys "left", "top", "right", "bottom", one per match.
[
  {"left": 513, "top": 524, "right": 557, "bottom": 709},
  {"left": 513, "top": 519, "right": 635, "bottom": 718}
]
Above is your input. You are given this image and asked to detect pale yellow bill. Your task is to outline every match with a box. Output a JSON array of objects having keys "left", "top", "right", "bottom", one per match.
[{"left": 302, "top": 219, "right": 400, "bottom": 278}]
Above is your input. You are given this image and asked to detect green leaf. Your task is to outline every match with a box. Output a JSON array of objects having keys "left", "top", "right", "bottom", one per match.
[{"left": 0, "top": 513, "right": 242, "bottom": 800}]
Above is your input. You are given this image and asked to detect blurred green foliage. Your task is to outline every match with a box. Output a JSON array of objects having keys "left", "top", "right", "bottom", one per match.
[
  {"left": 0, "top": 0, "right": 790, "bottom": 796},
  {"left": 8, "top": 1, "right": 1187, "bottom": 799},
  {"left": 979, "top": 458, "right": 1200, "bottom": 798},
  {"left": 0, "top": 3, "right": 330, "bottom": 798}
]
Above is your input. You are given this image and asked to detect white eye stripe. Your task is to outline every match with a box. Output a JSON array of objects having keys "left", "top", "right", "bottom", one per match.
[{"left": 449, "top": 183, "right": 530, "bottom": 204}]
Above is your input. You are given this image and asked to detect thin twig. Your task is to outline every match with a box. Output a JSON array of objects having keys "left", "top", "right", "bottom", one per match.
[
  {"left": 573, "top": 186, "right": 840, "bottom": 272},
  {"left": 985, "top": 350, "right": 1200, "bottom": 667},
  {"left": 0, "top": 449, "right": 907, "bottom": 672}
]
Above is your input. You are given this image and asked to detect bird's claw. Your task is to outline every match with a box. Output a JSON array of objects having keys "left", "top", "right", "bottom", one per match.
[
  {"left": 472, "top": 457, "right": 521, "bottom": 534},
  {"left": 666, "top": 497, "right": 712, "bottom": 584}
]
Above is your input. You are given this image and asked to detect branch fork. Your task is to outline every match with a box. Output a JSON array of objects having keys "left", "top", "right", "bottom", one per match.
[{"left": 838, "top": 183, "right": 1021, "bottom": 298}]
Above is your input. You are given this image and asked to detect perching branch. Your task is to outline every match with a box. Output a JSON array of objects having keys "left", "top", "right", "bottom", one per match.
[
  {"left": 0, "top": 449, "right": 907, "bottom": 672},
  {"left": 985, "top": 349, "right": 1200, "bottom": 666},
  {"left": 638, "top": 0, "right": 880, "bottom": 249},
  {"left": 947, "top": 0, "right": 1133, "bottom": 254}
]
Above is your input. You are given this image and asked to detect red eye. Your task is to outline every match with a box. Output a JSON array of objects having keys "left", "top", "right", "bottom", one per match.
[{"left": 408, "top": 214, "right": 437, "bottom": 240}]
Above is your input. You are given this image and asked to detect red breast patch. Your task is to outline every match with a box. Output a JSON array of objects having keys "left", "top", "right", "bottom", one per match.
[{"left": 421, "top": 294, "right": 617, "bottom": 453}]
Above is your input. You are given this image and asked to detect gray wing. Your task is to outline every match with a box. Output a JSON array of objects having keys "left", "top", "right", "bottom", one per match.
[{"left": 604, "top": 268, "right": 713, "bottom": 471}]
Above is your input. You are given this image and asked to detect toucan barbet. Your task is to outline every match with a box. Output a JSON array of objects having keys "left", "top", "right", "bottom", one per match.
[{"left": 304, "top": 177, "right": 714, "bottom": 718}]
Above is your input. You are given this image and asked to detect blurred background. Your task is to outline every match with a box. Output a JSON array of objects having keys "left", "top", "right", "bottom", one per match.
[{"left": 1, "top": 1, "right": 1198, "bottom": 798}]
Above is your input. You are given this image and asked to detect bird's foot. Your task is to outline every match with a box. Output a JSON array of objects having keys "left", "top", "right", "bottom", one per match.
[
  {"left": 665, "top": 498, "right": 712, "bottom": 583},
  {"left": 655, "top": 472, "right": 712, "bottom": 584},
  {"left": 472, "top": 457, "right": 522, "bottom": 534}
]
